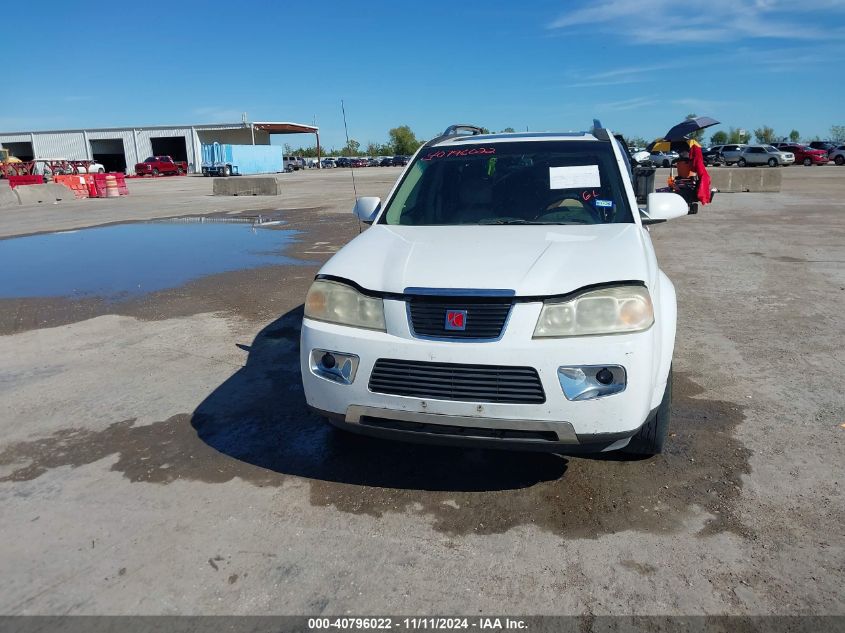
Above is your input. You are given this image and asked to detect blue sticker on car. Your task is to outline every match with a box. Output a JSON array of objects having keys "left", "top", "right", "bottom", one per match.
[{"left": 595, "top": 199, "right": 613, "bottom": 207}]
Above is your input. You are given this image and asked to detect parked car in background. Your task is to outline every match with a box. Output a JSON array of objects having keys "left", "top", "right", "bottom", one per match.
[
  {"left": 771, "top": 143, "right": 828, "bottom": 166},
  {"left": 283, "top": 156, "right": 301, "bottom": 172},
  {"left": 351, "top": 158, "right": 368, "bottom": 168},
  {"left": 736, "top": 145, "right": 793, "bottom": 167},
  {"left": 830, "top": 145, "right": 845, "bottom": 166},
  {"left": 38, "top": 159, "right": 107, "bottom": 176},
  {"left": 73, "top": 160, "right": 106, "bottom": 174},
  {"left": 719, "top": 144, "right": 746, "bottom": 166},
  {"left": 321, "top": 158, "right": 337, "bottom": 168},
  {"left": 702, "top": 146, "right": 724, "bottom": 166},
  {"left": 134, "top": 156, "right": 188, "bottom": 176},
  {"left": 367, "top": 157, "right": 380, "bottom": 167},
  {"left": 808, "top": 141, "right": 837, "bottom": 156},
  {"left": 335, "top": 157, "right": 351, "bottom": 168},
  {"left": 391, "top": 155, "right": 410, "bottom": 166},
  {"left": 649, "top": 151, "right": 678, "bottom": 168},
  {"left": 629, "top": 149, "right": 650, "bottom": 165},
  {"left": 380, "top": 157, "right": 394, "bottom": 167}
]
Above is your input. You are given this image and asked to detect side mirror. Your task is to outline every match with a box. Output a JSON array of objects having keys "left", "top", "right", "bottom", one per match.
[
  {"left": 642, "top": 192, "right": 689, "bottom": 224},
  {"left": 352, "top": 196, "right": 381, "bottom": 224}
]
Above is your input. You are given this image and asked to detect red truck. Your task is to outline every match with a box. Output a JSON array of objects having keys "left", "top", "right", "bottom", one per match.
[{"left": 134, "top": 155, "right": 188, "bottom": 176}]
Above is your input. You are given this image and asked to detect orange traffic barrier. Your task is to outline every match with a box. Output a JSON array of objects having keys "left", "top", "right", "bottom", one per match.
[
  {"left": 90, "top": 173, "right": 129, "bottom": 198},
  {"left": 105, "top": 174, "right": 120, "bottom": 197},
  {"left": 54, "top": 174, "right": 89, "bottom": 199}
]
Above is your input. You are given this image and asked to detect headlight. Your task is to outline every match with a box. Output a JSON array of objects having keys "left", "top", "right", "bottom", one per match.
[
  {"left": 533, "top": 285, "right": 653, "bottom": 338},
  {"left": 304, "top": 279, "right": 386, "bottom": 331}
]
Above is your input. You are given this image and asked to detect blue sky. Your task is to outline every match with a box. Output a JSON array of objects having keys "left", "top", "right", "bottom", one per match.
[{"left": 3, "top": 1, "right": 844, "bottom": 148}]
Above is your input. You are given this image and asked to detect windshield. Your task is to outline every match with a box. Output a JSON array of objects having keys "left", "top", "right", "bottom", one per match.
[{"left": 379, "top": 141, "right": 634, "bottom": 226}]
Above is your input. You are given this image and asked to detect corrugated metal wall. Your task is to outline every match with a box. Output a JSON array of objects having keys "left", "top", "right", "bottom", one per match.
[
  {"left": 33, "top": 131, "right": 89, "bottom": 160},
  {"left": 0, "top": 124, "right": 273, "bottom": 175},
  {"left": 197, "top": 128, "right": 271, "bottom": 146}
]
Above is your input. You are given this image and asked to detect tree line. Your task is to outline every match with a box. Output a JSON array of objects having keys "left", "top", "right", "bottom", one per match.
[
  {"left": 622, "top": 115, "right": 844, "bottom": 149},
  {"left": 284, "top": 125, "right": 519, "bottom": 158},
  {"left": 285, "top": 125, "right": 423, "bottom": 158},
  {"left": 284, "top": 119, "right": 845, "bottom": 157},
  {"left": 708, "top": 124, "right": 845, "bottom": 146}
]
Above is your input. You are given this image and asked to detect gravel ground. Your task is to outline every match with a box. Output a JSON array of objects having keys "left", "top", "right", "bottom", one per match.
[{"left": 0, "top": 166, "right": 842, "bottom": 616}]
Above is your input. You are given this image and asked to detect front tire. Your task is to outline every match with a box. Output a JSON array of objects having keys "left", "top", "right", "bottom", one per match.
[
  {"left": 768, "top": 158, "right": 778, "bottom": 167},
  {"left": 662, "top": 159, "right": 670, "bottom": 168},
  {"left": 624, "top": 367, "right": 672, "bottom": 455},
  {"left": 152, "top": 168, "right": 160, "bottom": 176},
  {"left": 737, "top": 158, "right": 747, "bottom": 167},
  {"left": 222, "top": 165, "right": 231, "bottom": 176},
  {"left": 835, "top": 155, "right": 845, "bottom": 166},
  {"left": 803, "top": 157, "right": 812, "bottom": 166}
]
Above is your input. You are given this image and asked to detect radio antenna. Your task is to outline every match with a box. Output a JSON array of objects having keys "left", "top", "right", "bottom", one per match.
[
  {"left": 341, "top": 100, "right": 363, "bottom": 234},
  {"left": 341, "top": 100, "right": 359, "bottom": 200}
]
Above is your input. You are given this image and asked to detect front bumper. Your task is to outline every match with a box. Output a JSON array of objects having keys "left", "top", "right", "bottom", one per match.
[{"left": 300, "top": 300, "right": 660, "bottom": 452}]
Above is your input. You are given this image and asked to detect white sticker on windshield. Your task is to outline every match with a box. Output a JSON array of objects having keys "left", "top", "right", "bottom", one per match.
[{"left": 549, "top": 165, "right": 601, "bottom": 189}]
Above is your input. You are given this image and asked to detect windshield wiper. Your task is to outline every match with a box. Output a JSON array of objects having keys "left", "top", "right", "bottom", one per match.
[
  {"left": 478, "top": 218, "right": 529, "bottom": 225},
  {"left": 478, "top": 218, "right": 593, "bottom": 225}
]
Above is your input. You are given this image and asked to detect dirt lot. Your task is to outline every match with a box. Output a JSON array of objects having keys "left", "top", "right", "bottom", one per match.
[{"left": 0, "top": 167, "right": 843, "bottom": 615}]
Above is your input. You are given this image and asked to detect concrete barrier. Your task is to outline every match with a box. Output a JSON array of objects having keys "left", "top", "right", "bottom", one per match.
[
  {"left": 13, "top": 183, "right": 76, "bottom": 205},
  {"left": 0, "top": 181, "right": 18, "bottom": 208},
  {"left": 213, "top": 176, "right": 282, "bottom": 196},
  {"left": 709, "top": 167, "right": 782, "bottom": 193}
]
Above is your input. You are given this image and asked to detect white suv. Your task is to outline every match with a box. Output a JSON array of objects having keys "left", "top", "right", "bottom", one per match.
[{"left": 300, "top": 124, "right": 691, "bottom": 455}]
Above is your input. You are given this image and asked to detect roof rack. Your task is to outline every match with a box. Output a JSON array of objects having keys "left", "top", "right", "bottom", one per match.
[
  {"left": 424, "top": 124, "right": 487, "bottom": 148},
  {"left": 441, "top": 124, "right": 486, "bottom": 137},
  {"left": 591, "top": 119, "right": 611, "bottom": 141}
]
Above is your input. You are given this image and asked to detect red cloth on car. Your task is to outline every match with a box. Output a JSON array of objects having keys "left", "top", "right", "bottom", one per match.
[{"left": 689, "top": 144, "right": 711, "bottom": 204}]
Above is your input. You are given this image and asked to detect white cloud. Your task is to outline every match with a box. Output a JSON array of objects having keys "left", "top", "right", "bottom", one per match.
[
  {"left": 596, "top": 96, "right": 658, "bottom": 111},
  {"left": 568, "top": 76, "right": 647, "bottom": 88},
  {"left": 565, "top": 62, "right": 686, "bottom": 88},
  {"left": 549, "top": 0, "right": 845, "bottom": 44}
]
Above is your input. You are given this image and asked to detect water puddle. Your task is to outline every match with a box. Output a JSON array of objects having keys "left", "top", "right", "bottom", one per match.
[{"left": 0, "top": 219, "right": 303, "bottom": 300}]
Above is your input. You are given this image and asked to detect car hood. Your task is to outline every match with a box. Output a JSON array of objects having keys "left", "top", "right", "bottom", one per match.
[{"left": 318, "top": 224, "right": 652, "bottom": 296}]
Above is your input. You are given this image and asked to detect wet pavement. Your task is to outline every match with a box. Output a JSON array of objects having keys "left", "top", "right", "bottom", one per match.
[
  {"left": 0, "top": 306, "right": 751, "bottom": 539},
  {"left": 0, "top": 219, "right": 303, "bottom": 300}
]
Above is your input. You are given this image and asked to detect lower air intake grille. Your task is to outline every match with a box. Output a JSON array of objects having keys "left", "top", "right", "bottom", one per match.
[{"left": 368, "top": 359, "right": 545, "bottom": 404}]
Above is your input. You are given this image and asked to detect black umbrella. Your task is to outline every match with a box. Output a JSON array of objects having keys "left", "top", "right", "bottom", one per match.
[{"left": 664, "top": 116, "right": 720, "bottom": 141}]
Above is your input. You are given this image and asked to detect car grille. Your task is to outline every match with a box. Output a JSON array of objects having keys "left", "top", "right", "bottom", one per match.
[
  {"left": 368, "top": 359, "right": 546, "bottom": 404},
  {"left": 408, "top": 297, "right": 512, "bottom": 339}
]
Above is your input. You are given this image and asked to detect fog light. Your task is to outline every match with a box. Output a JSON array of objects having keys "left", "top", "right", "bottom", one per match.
[
  {"left": 596, "top": 367, "right": 614, "bottom": 385},
  {"left": 558, "top": 365, "right": 626, "bottom": 401},
  {"left": 310, "top": 349, "right": 359, "bottom": 385}
]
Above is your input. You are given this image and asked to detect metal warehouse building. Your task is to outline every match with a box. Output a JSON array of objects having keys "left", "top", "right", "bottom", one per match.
[{"left": 0, "top": 121, "right": 319, "bottom": 175}]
